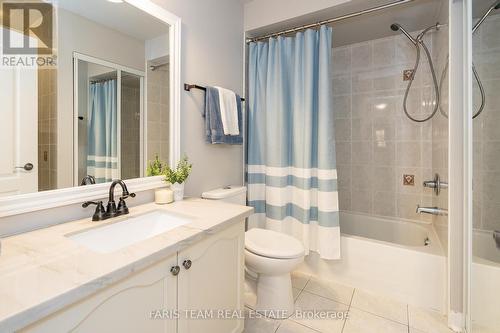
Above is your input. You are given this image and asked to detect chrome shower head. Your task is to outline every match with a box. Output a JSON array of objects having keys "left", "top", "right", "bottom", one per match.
[
  {"left": 473, "top": 0, "right": 500, "bottom": 33},
  {"left": 390, "top": 23, "right": 417, "bottom": 45}
]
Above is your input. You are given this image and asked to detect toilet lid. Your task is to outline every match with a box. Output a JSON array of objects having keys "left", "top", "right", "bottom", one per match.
[{"left": 245, "top": 229, "right": 304, "bottom": 259}]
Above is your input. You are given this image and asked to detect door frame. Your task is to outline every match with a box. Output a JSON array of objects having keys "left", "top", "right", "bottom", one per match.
[
  {"left": 72, "top": 52, "right": 145, "bottom": 186},
  {"left": 448, "top": 0, "right": 473, "bottom": 331}
]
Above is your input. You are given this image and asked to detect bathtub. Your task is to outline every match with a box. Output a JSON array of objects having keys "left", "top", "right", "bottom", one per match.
[
  {"left": 471, "top": 230, "right": 500, "bottom": 332},
  {"left": 297, "top": 212, "right": 447, "bottom": 312}
]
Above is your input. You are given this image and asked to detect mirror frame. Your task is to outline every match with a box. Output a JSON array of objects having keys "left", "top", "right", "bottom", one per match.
[{"left": 0, "top": 0, "right": 181, "bottom": 217}]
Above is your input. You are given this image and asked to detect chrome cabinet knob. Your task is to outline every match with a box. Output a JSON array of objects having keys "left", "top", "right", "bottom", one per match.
[
  {"left": 15, "top": 163, "right": 34, "bottom": 171},
  {"left": 182, "top": 260, "right": 192, "bottom": 270},
  {"left": 170, "top": 265, "right": 180, "bottom": 276}
]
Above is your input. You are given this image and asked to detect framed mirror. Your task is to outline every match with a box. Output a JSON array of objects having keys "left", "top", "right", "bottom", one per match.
[{"left": 0, "top": 0, "right": 180, "bottom": 216}]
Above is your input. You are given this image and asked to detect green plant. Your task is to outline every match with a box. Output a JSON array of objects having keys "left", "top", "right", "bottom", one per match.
[
  {"left": 146, "top": 154, "right": 165, "bottom": 177},
  {"left": 164, "top": 155, "right": 192, "bottom": 184}
]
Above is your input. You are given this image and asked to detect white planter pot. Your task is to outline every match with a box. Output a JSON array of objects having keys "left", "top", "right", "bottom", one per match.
[
  {"left": 155, "top": 188, "right": 174, "bottom": 205},
  {"left": 171, "top": 182, "right": 185, "bottom": 201}
]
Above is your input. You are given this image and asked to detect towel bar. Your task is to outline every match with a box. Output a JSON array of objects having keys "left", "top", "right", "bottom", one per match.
[{"left": 184, "top": 83, "right": 245, "bottom": 101}]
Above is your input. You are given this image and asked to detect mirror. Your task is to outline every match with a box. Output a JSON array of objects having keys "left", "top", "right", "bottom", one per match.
[{"left": 0, "top": 0, "right": 173, "bottom": 197}]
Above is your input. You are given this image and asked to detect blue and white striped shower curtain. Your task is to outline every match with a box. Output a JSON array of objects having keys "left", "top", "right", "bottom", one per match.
[
  {"left": 247, "top": 25, "right": 340, "bottom": 260},
  {"left": 87, "top": 79, "right": 118, "bottom": 183}
]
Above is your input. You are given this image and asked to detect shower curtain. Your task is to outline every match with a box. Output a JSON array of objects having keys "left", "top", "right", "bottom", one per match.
[
  {"left": 87, "top": 79, "right": 118, "bottom": 183},
  {"left": 247, "top": 25, "right": 340, "bottom": 260}
]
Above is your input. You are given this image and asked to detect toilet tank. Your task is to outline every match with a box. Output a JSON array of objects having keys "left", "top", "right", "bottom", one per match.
[{"left": 201, "top": 186, "right": 247, "bottom": 205}]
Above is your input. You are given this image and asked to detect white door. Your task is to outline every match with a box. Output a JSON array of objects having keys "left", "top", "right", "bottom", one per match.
[
  {"left": 0, "top": 30, "right": 38, "bottom": 196},
  {"left": 178, "top": 223, "right": 245, "bottom": 333}
]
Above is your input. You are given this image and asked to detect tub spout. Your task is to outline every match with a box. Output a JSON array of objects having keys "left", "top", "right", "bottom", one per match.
[{"left": 416, "top": 205, "right": 448, "bottom": 216}]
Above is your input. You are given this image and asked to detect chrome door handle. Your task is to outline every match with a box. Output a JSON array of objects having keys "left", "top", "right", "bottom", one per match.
[
  {"left": 182, "top": 260, "right": 192, "bottom": 270},
  {"left": 15, "top": 163, "right": 34, "bottom": 171},
  {"left": 170, "top": 265, "right": 180, "bottom": 276}
]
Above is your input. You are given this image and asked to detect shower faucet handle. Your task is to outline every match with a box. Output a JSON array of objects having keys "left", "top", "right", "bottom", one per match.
[{"left": 423, "top": 174, "right": 448, "bottom": 196}]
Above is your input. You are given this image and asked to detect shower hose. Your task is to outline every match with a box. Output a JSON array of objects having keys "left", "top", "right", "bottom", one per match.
[
  {"left": 438, "top": 57, "right": 486, "bottom": 119},
  {"left": 402, "top": 34, "right": 441, "bottom": 123}
]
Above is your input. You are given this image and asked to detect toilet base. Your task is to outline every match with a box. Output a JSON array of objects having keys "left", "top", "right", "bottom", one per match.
[{"left": 255, "top": 273, "right": 295, "bottom": 319}]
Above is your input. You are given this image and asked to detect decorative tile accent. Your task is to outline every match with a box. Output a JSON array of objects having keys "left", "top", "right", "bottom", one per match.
[
  {"left": 403, "top": 174, "right": 415, "bottom": 186},
  {"left": 403, "top": 69, "right": 415, "bottom": 81}
]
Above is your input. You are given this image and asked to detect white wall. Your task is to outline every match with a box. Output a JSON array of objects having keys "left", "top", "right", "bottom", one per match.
[
  {"left": 152, "top": 0, "right": 245, "bottom": 197},
  {"left": 57, "top": 9, "right": 146, "bottom": 188},
  {"left": 146, "top": 33, "right": 169, "bottom": 61},
  {"left": 244, "top": 0, "right": 349, "bottom": 32}
]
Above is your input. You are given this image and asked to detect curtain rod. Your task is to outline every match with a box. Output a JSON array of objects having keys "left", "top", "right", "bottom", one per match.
[{"left": 246, "top": 0, "right": 415, "bottom": 43}]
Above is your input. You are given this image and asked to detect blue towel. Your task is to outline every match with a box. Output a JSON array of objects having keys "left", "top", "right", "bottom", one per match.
[{"left": 204, "top": 86, "right": 243, "bottom": 145}]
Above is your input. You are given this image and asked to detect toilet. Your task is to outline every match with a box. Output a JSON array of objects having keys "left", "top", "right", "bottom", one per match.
[{"left": 202, "top": 186, "right": 305, "bottom": 318}]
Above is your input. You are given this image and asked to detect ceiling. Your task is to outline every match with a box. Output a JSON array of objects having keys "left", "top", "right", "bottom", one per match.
[
  {"left": 246, "top": 0, "right": 447, "bottom": 47},
  {"left": 56, "top": 0, "right": 169, "bottom": 41}
]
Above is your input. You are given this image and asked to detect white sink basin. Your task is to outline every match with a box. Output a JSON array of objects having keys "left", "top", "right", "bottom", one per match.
[{"left": 68, "top": 210, "right": 192, "bottom": 253}]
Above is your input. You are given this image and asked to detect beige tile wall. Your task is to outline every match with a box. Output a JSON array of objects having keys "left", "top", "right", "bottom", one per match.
[
  {"left": 38, "top": 68, "right": 57, "bottom": 191},
  {"left": 121, "top": 78, "right": 141, "bottom": 180},
  {"left": 147, "top": 62, "right": 170, "bottom": 165},
  {"left": 472, "top": 14, "right": 500, "bottom": 231},
  {"left": 334, "top": 29, "right": 448, "bottom": 223}
]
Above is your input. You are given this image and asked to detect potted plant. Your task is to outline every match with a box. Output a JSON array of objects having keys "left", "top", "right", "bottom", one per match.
[
  {"left": 146, "top": 154, "right": 164, "bottom": 177},
  {"left": 164, "top": 155, "right": 192, "bottom": 201},
  {"left": 147, "top": 154, "right": 173, "bottom": 204}
]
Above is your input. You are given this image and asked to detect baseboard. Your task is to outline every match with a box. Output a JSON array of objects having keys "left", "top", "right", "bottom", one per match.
[{"left": 448, "top": 311, "right": 465, "bottom": 332}]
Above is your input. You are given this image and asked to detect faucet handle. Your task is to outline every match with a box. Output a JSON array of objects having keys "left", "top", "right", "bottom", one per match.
[
  {"left": 117, "top": 197, "right": 130, "bottom": 215},
  {"left": 122, "top": 192, "right": 136, "bottom": 199},
  {"left": 82, "top": 201, "right": 106, "bottom": 221},
  {"left": 82, "top": 201, "right": 102, "bottom": 208}
]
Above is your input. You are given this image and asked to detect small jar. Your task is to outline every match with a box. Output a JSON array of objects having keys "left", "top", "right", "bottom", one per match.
[{"left": 155, "top": 188, "right": 174, "bottom": 204}]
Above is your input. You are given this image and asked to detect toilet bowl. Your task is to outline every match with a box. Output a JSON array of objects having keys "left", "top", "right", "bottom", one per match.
[
  {"left": 201, "top": 187, "right": 305, "bottom": 318},
  {"left": 245, "top": 228, "right": 305, "bottom": 318}
]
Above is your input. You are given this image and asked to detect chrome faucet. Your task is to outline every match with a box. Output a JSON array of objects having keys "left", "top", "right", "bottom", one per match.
[
  {"left": 416, "top": 205, "right": 448, "bottom": 216},
  {"left": 82, "top": 180, "right": 136, "bottom": 221}
]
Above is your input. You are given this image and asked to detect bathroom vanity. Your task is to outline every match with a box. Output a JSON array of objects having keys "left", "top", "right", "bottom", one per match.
[{"left": 0, "top": 199, "right": 252, "bottom": 333}]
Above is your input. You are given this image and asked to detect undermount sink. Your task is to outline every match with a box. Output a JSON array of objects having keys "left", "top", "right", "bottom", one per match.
[{"left": 67, "top": 210, "right": 192, "bottom": 253}]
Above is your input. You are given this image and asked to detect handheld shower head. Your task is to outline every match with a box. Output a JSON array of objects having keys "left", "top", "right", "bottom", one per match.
[
  {"left": 390, "top": 23, "right": 417, "bottom": 45},
  {"left": 473, "top": 0, "right": 500, "bottom": 33}
]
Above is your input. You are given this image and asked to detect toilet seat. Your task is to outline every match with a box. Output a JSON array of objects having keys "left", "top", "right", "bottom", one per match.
[{"left": 245, "top": 228, "right": 304, "bottom": 259}]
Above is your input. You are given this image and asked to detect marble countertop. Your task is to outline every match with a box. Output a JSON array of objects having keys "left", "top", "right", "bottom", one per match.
[{"left": 0, "top": 198, "right": 253, "bottom": 332}]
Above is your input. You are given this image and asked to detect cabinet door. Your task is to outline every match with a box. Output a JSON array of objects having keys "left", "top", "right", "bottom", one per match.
[
  {"left": 23, "top": 254, "right": 178, "bottom": 333},
  {"left": 178, "top": 222, "right": 245, "bottom": 333}
]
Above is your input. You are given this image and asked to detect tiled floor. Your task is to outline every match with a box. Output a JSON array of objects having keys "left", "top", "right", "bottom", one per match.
[{"left": 244, "top": 272, "right": 454, "bottom": 333}]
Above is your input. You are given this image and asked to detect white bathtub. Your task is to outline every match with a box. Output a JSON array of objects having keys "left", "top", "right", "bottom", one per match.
[
  {"left": 471, "top": 230, "right": 500, "bottom": 332},
  {"left": 298, "top": 212, "right": 447, "bottom": 312}
]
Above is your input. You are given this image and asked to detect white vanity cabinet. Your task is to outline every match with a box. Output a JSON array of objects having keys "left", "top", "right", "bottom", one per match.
[
  {"left": 178, "top": 222, "right": 245, "bottom": 333},
  {"left": 22, "top": 223, "right": 245, "bottom": 333}
]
